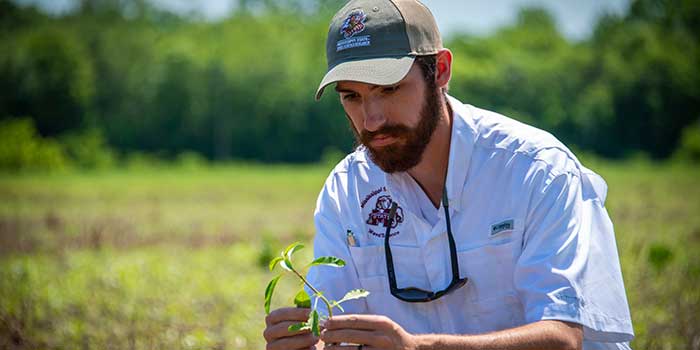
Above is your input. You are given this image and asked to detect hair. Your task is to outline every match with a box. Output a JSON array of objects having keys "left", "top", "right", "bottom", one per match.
[{"left": 414, "top": 54, "right": 448, "bottom": 95}]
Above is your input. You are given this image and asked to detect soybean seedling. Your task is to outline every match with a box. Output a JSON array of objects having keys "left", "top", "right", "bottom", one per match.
[{"left": 264, "top": 242, "right": 369, "bottom": 336}]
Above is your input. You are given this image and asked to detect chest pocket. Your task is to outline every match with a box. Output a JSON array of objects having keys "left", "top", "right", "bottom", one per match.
[
  {"left": 348, "top": 244, "right": 430, "bottom": 289},
  {"left": 348, "top": 244, "right": 433, "bottom": 334},
  {"left": 457, "top": 233, "right": 521, "bottom": 303}
]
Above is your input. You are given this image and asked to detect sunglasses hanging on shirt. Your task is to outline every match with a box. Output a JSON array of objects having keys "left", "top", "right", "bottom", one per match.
[{"left": 384, "top": 186, "right": 468, "bottom": 302}]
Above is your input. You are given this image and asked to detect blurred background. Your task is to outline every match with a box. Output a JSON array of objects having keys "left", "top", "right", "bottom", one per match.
[{"left": 0, "top": 0, "right": 698, "bottom": 349}]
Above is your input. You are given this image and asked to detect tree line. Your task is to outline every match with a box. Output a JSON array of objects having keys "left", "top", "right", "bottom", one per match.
[{"left": 1, "top": 0, "right": 698, "bottom": 168}]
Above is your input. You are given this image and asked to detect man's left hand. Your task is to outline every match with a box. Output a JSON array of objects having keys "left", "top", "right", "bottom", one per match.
[{"left": 321, "top": 314, "right": 419, "bottom": 350}]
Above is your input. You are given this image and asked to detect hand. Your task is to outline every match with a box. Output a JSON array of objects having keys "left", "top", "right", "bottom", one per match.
[
  {"left": 321, "top": 314, "right": 419, "bottom": 350},
  {"left": 264, "top": 307, "right": 321, "bottom": 350}
]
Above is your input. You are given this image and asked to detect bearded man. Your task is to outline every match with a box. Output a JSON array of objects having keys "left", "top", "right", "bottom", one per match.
[{"left": 264, "top": 0, "right": 634, "bottom": 349}]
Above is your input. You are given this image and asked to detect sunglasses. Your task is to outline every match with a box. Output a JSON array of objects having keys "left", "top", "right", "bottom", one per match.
[{"left": 384, "top": 186, "right": 468, "bottom": 302}]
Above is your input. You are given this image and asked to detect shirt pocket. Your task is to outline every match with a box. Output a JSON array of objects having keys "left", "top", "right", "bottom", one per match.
[
  {"left": 348, "top": 245, "right": 431, "bottom": 334},
  {"left": 457, "top": 237, "right": 519, "bottom": 302},
  {"left": 348, "top": 244, "right": 429, "bottom": 286}
]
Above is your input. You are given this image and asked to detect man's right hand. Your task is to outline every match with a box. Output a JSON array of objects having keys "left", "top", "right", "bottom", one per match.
[{"left": 264, "top": 307, "right": 321, "bottom": 350}]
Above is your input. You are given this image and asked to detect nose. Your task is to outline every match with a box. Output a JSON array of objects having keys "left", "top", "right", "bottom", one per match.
[{"left": 362, "top": 98, "right": 386, "bottom": 132}]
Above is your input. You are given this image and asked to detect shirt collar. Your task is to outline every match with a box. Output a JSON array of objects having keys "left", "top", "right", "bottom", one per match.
[
  {"left": 379, "top": 94, "right": 476, "bottom": 212},
  {"left": 443, "top": 95, "right": 476, "bottom": 211}
]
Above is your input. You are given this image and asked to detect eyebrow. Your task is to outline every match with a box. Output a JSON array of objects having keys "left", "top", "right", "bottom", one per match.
[
  {"left": 335, "top": 86, "right": 356, "bottom": 94},
  {"left": 334, "top": 84, "right": 388, "bottom": 94}
]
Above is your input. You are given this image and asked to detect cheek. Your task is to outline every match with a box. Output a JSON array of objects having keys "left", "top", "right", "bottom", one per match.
[
  {"left": 343, "top": 110, "right": 363, "bottom": 135},
  {"left": 388, "top": 91, "right": 423, "bottom": 126}
]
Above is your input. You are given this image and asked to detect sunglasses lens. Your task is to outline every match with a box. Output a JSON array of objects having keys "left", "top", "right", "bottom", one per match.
[
  {"left": 395, "top": 287, "right": 433, "bottom": 301},
  {"left": 452, "top": 278, "right": 468, "bottom": 290}
]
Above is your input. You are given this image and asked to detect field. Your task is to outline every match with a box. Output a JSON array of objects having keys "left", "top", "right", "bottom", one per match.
[{"left": 1, "top": 161, "right": 699, "bottom": 349}]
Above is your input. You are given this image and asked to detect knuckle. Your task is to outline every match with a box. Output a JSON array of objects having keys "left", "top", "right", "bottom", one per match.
[{"left": 263, "top": 326, "right": 276, "bottom": 342}]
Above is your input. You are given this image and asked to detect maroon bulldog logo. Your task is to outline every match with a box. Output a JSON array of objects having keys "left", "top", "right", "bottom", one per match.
[
  {"left": 340, "top": 9, "right": 367, "bottom": 39},
  {"left": 361, "top": 187, "right": 403, "bottom": 238},
  {"left": 366, "top": 195, "right": 404, "bottom": 228}
]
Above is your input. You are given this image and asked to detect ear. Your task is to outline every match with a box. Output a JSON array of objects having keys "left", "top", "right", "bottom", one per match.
[{"left": 435, "top": 49, "right": 452, "bottom": 89}]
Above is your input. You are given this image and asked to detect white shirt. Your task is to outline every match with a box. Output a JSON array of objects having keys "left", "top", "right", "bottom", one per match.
[{"left": 306, "top": 95, "right": 634, "bottom": 349}]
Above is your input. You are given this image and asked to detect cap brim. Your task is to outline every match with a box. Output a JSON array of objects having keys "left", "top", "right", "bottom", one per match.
[{"left": 315, "top": 56, "right": 415, "bottom": 100}]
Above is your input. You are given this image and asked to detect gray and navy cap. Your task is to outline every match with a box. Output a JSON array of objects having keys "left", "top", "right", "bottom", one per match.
[{"left": 315, "top": 0, "right": 443, "bottom": 100}]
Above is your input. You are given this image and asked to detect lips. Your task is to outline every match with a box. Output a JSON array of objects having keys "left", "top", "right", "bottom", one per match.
[{"left": 370, "top": 134, "right": 397, "bottom": 148}]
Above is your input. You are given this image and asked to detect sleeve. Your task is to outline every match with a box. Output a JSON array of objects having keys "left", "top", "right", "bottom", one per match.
[
  {"left": 514, "top": 169, "right": 634, "bottom": 344},
  {"left": 304, "top": 171, "right": 368, "bottom": 318}
]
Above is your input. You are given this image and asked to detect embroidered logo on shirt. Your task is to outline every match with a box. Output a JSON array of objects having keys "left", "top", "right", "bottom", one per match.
[
  {"left": 362, "top": 187, "right": 403, "bottom": 238},
  {"left": 490, "top": 219, "right": 514, "bottom": 236}
]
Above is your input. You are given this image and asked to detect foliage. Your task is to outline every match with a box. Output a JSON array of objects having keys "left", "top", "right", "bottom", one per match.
[
  {"left": 59, "top": 128, "right": 117, "bottom": 169},
  {"left": 265, "top": 242, "right": 368, "bottom": 336},
  {"left": 673, "top": 121, "right": 700, "bottom": 163},
  {"left": 0, "top": 0, "right": 698, "bottom": 163},
  {"left": 0, "top": 118, "right": 69, "bottom": 171}
]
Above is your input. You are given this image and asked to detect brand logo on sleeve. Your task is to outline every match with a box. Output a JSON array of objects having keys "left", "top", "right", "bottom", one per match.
[{"left": 361, "top": 187, "right": 402, "bottom": 238}]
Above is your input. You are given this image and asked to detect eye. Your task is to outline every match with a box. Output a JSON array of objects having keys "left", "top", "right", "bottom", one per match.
[
  {"left": 341, "top": 93, "right": 359, "bottom": 102},
  {"left": 382, "top": 84, "right": 400, "bottom": 94}
]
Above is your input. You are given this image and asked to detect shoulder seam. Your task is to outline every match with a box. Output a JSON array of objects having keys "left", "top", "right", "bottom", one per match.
[{"left": 472, "top": 141, "right": 581, "bottom": 179}]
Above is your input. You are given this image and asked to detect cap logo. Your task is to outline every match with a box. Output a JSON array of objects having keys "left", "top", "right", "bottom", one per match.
[
  {"left": 340, "top": 9, "right": 367, "bottom": 39},
  {"left": 336, "top": 9, "right": 371, "bottom": 52}
]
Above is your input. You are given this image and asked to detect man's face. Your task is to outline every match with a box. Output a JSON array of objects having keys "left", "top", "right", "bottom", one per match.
[{"left": 335, "top": 64, "right": 443, "bottom": 173}]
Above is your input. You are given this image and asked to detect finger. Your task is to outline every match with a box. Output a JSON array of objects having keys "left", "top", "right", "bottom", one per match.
[
  {"left": 266, "top": 333, "right": 318, "bottom": 350},
  {"left": 323, "top": 344, "right": 378, "bottom": 350},
  {"left": 263, "top": 321, "right": 310, "bottom": 342},
  {"left": 321, "top": 329, "right": 384, "bottom": 347},
  {"left": 266, "top": 307, "right": 312, "bottom": 326},
  {"left": 324, "top": 314, "right": 392, "bottom": 331}
]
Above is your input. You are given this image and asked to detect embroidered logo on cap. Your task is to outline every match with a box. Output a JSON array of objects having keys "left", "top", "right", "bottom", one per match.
[
  {"left": 337, "top": 9, "right": 371, "bottom": 52},
  {"left": 340, "top": 9, "right": 367, "bottom": 38}
]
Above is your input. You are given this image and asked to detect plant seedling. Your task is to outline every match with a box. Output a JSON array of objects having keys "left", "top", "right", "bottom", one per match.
[{"left": 264, "top": 242, "right": 369, "bottom": 336}]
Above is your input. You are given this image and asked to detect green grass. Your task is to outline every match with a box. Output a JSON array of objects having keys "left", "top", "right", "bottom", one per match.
[{"left": 0, "top": 161, "right": 698, "bottom": 349}]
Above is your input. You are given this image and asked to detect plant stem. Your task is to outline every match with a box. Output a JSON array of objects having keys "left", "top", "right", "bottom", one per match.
[{"left": 290, "top": 267, "right": 335, "bottom": 318}]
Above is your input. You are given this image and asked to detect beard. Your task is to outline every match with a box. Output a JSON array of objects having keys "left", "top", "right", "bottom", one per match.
[{"left": 350, "top": 83, "right": 444, "bottom": 173}]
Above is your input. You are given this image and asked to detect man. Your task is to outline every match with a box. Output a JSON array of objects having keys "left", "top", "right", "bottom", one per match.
[{"left": 263, "top": 0, "right": 634, "bottom": 349}]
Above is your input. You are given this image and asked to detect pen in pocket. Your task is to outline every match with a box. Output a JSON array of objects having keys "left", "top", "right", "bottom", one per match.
[{"left": 346, "top": 230, "right": 357, "bottom": 247}]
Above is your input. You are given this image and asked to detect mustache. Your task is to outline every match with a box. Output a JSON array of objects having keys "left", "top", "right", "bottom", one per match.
[{"left": 360, "top": 124, "right": 412, "bottom": 145}]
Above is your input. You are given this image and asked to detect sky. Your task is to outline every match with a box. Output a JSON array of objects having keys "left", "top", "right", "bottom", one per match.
[{"left": 17, "top": 0, "right": 631, "bottom": 41}]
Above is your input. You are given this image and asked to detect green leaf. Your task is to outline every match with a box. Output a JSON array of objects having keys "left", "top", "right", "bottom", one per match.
[
  {"left": 269, "top": 256, "right": 284, "bottom": 271},
  {"left": 284, "top": 242, "right": 304, "bottom": 260},
  {"left": 310, "top": 309, "right": 320, "bottom": 336},
  {"left": 294, "top": 289, "right": 311, "bottom": 308},
  {"left": 330, "top": 301, "right": 345, "bottom": 313},
  {"left": 310, "top": 256, "right": 346, "bottom": 268},
  {"left": 281, "top": 258, "right": 293, "bottom": 271},
  {"left": 288, "top": 322, "right": 310, "bottom": 332},
  {"left": 264, "top": 275, "right": 281, "bottom": 315},
  {"left": 336, "top": 289, "right": 370, "bottom": 305}
]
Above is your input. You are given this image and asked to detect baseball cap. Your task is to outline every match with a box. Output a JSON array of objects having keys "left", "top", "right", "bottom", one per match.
[{"left": 315, "top": 0, "right": 442, "bottom": 100}]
